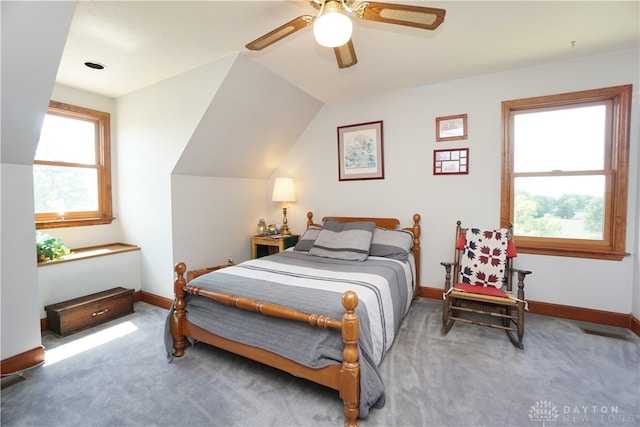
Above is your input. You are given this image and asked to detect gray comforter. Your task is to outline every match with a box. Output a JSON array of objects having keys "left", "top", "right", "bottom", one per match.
[{"left": 166, "top": 250, "right": 415, "bottom": 418}]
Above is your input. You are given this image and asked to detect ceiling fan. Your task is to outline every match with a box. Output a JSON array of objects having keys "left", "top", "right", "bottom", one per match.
[{"left": 246, "top": 0, "right": 446, "bottom": 69}]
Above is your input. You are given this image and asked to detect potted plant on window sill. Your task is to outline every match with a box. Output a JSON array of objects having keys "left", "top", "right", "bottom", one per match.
[{"left": 36, "top": 231, "right": 70, "bottom": 262}]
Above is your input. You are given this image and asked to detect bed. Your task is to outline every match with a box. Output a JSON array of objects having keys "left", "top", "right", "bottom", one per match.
[{"left": 168, "top": 212, "right": 421, "bottom": 426}]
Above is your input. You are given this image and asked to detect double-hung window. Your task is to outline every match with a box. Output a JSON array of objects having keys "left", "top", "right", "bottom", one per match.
[
  {"left": 34, "top": 101, "right": 113, "bottom": 229},
  {"left": 501, "top": 85, "right": 632, "bottom": 260}
]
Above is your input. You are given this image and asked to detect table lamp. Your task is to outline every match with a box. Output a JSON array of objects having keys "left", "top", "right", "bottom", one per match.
[{"left": 271, "top": 177, "right": 296, "bottom": 235}]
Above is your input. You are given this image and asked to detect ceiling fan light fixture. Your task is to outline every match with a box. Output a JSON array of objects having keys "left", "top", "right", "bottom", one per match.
[{"left": 313, "top": 2, "right": 353, "bottom": 48}]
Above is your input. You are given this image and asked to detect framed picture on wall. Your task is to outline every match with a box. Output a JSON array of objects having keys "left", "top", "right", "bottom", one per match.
[
  {"left": 337, "top": 120, "right": 384, "bottom": 181},
  {"left": 436, "top": 114, "right": 468, "bottom": 142},
  {"left": 433, "top": 148, "right": 469, "bottom": 175}
]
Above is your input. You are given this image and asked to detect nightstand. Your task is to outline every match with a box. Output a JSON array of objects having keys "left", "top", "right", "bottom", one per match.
[
  {"left": 186, "top": 262, "right": 234, "bottom": 283},
  {"left": 251, "top": 235, "right": 299, "bottom": 259}
]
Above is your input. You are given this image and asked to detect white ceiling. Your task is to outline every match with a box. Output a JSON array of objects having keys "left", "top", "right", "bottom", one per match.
[{"left": 56, "top": 1, "right": 639, "bottom": 103}]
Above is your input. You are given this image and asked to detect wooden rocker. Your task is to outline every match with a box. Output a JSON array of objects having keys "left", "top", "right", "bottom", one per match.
[{"left": 441, "top": 221, "right": 532, "bottom": 349}]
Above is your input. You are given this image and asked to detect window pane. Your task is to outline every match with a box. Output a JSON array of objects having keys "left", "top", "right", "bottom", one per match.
[
  {"left": 514, "top": 175, "right": 604, "bottom": 239},
  {"left": 35, "top": 114, "right": 96, "bottom": 165},
  {"left": 513, "top": 105, "right": 606, "bottom": 173},
  {"left": 33, "top": 165, "right": 98, "bottom": 213}
]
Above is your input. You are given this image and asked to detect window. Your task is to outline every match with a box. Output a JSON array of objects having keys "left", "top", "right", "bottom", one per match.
[
  {"left": 34, "top": 101, "right": 113, "bottom": 229},
  {"left": 501, "top": 85, "right": 632, "bottom": 260}
]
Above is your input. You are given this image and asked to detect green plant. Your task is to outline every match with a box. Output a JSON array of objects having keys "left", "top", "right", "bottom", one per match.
[{"left": 36, "top": 232, "right": 70, "bottom": 261}]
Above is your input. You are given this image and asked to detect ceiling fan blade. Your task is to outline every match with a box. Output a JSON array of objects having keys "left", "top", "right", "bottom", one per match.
[
  {"left": 334, "top": 39, "right": 358, "bottom": 68},
  {"left": 356, "top": 2, "right": 445, "bottom": 31},
  {"left": 245, "top": 15, "right": 314, "bottom": 51}
]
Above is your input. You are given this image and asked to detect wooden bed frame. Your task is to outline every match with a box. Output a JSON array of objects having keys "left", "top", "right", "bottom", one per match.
[{"left": 171, "top": 212, "right": 421, "bottom": 427}]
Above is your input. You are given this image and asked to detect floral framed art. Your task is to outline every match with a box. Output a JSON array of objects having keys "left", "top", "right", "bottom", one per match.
[
  {"left": 433, "top": 148, "right": 469, "bottom": 175},
  {"left": 337, "top": 120, "right": 384, "bottom": 181},
  {"left": 436, "top": 113, "right": 468, "bottom": 142}
]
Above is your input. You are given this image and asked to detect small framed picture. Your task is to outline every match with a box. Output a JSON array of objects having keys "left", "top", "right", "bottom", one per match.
[
  {"left": 337, "top": 120, "right": 384, "bottom": 181},
  {"left": 436, "top": 114, "right": 468, "bottom": 142},
  {"left": 433, "top": 148, "right": 469, "bottom": 175}
]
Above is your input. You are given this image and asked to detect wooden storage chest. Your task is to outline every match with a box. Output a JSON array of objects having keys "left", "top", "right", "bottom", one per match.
[{"left": 45, "top": 287, "right": 134, "bottom": 337}]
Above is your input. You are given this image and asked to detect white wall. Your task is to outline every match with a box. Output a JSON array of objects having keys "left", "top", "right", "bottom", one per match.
[
  {"left": 1, "top": 164, "right": 43, "bottom": 360},
  {"left": 171, "top": 175, "right": 267, "bottom": 273},
  {"left": 272, "top": 49, "right": 640, "bottom": 315},
  {"left": 634, "top": 131, "right": 640, "bottom": 318},
  {"left": 115, "top": 56, "right": 236, "bottom": 299},
  {"left": 1, "top": 0, "right": 76, "bottom": 361}
]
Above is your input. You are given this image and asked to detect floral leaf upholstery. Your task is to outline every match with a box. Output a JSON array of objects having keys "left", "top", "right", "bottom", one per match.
[{"left": 459, "top": 228, "right": 509, "bottom": 289}]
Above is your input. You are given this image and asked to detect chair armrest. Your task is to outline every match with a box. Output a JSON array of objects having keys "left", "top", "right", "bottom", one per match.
[
  {"left": 440, "top": 261, "right": 457, "bottom": 291},
  {"left": 510, "top": 268, "right": 532, "bottom": 300},
  {"left": 512, "top": 268, "right": 532, "bottom": 276}
]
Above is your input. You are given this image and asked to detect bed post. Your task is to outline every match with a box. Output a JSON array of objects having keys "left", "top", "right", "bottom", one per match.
[
  {"left": 306, "top": 211, "right": 314, "bottom": 228},
  {"left": 412, "top": 213, "right": 421, "bottom": 298},
  {"left": 171, "top": 262, "right": 187, "bottom": 357},
  {"left": 340, "top": 290, "right": 360, "bottom": 427},
  {"left": 403, "top": 213, "right": 421, "bottom": 298}
]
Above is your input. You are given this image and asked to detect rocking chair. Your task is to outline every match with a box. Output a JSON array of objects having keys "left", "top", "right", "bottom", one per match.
[{"left": 441, "top": 221, "right": 532, "bottom": 349}]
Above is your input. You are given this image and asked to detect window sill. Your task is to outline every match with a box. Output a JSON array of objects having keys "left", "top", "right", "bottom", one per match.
[
  {"left": 36, "top": 217, "right": 115, "bottom": 230},
  {"left": 37, "top": 243, "right": 140, "bottom": 267},
  {"left": 519, "top": 245, "right": 629, "bottom": 261}
]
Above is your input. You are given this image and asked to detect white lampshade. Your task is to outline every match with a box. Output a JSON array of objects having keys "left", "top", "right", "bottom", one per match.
[
  {"left": 313, "top": 6, "right": 352, "bottom": 48},
  {"left": 272, "top": 177, "right": 296, "bottom": 203}
]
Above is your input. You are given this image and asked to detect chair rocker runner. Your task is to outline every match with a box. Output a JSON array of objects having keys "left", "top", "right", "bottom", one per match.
[{"left": 441, "top": 221, "right": 532, "bottom": 349}]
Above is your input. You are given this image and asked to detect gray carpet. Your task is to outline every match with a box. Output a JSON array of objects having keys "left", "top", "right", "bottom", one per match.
[{"left": 1, "top": 299, "right": 639, "bottom": 426}]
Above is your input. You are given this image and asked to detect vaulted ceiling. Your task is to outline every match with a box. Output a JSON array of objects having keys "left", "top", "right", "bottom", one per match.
[
  {"left": 56, "top": 1, "right": 639, "bottom": 102},
  {"left": 172, "top": 54, "right": 322, "bottom": 178},
  {"left": 3, "top": 1, "right": 638, "bottom": 178}
]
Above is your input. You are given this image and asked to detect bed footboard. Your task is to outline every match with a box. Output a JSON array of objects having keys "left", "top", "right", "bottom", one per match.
[{"left": 170, "top": 262, "right": 361, "bottom": 427}]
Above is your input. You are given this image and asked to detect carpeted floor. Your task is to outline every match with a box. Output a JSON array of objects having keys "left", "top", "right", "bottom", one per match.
[{"left": 1, "top": 299, "right": 639, "bottom": 426}]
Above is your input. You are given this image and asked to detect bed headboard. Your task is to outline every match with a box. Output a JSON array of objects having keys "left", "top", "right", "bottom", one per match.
[
  {"left": 305, "top": 211, "right": 420, "bottom": 233},
  {"left": 305, "top": 211, "right": 422, "bottom": 293},
  {"left": 323, "top": 216, "right": 399, "bottom": 229}
]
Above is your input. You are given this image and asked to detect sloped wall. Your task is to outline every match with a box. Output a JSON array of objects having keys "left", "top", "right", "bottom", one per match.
[
  {"left": 173, "top": 54, "right": 322, "bottom": 178},
  {"left": 1, "top": 1, "right": 76, "bottom": 362},
  {"left": 117, "top": 54, "right": 321, "bottom": 299}
]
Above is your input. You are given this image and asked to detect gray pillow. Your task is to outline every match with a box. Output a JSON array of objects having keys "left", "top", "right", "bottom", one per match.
[
  {"left": 369, "top": 228, "right": 414, "bottom": 261},
  {"left": 293, "top": 225, "right": 322, "bottom": 252},
  {"left": 309, "top": 219, "right": 375, "bottom": 261}
]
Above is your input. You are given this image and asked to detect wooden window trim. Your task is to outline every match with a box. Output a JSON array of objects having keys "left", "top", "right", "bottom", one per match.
[
  {"left": 35, "top": 101, "right": 113, "bottom": 230},
  {"left": 501, "top": 85, "right": 632, "bottom": 261}
]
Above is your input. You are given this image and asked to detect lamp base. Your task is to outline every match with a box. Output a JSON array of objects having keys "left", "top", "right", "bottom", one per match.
[{"left": 281, "top": 207, "right": 291, "bottom": 235}]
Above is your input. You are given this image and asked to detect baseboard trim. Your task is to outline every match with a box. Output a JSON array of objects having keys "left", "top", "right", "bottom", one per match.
[
  {"left": 419, "top": 286, "right": 443, "bottom": 300},
  {"left": 133, "top": 289, "right": 144, "bottom": 303},
  {"left": 35, "top": 286, "right": 640, "bottom": 341},
  {"left": 419, "top": 286, "right": 639, "bottom": 336},
  {"left": 139, "top": 290, "right": 173, "bottom": 310},
  {"left": 631, "top": 315, "right": 640, "bottom": 337},
  {"left": 526, "top": 300, "right": 631, "bottom": 328},
  {"left": 1, "top": 346, "right": 45, "bottom": 376}
]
